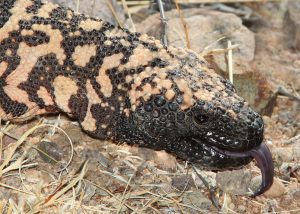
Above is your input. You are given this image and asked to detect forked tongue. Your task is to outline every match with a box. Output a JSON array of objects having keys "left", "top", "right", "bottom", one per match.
[
  {"left": 248, "top": 143, "right": 274, "bottom": 197},
  {"left": 214, "top": 142, "right": 274, "bottom": 196}
]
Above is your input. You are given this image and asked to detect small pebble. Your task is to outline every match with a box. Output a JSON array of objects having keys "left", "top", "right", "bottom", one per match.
[
  {"left": 216, "top": 169, "right": 251, "bottom": 195},
  {"left": 280, "top": 194, "right": 293, "bottom": 206},
  {"left": 272, "top": 147, "right": 293, "bottom": 163},
  {"left": 237, "top": 205, "right": 246, "bottom": 212},
  {"left": 291, "top": 188, "right": 300, "bottom": 200},
  {"left": 182, "top": 190, "right": 212, "bottom": 210},
  {"left": 38, "top": 140, "right": 63, "bottom": 164},
  {"left": 171, "top": 175, "right": 194, "bottom": 191}
]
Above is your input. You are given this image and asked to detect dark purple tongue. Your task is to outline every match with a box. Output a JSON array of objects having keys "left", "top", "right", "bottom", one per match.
[
  {"left": 212, "top": 143, "right": 274, "bottom": 196},
  {"left": 248, "top": 143, "right": 274, "bottom": 197}
]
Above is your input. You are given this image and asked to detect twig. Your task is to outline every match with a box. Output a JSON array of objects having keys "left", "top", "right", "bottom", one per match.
[
  {"left": 121, "top": 0, "right": 136, "bottom": 31},
  {"left": 174, "top": 0, "right": 190, "bottom": 49},
  {"left": 282, "top": 134, "right": 300, "bottom": 145},
  {"left": 277, "top": 86, "right": 300, "bottom": 102},
  {"left": 117, "top": 174, "right": 134, "bottom": 213},
  {"left": 84, "top": 179, "right": 136, "bottom": 211},
  {"left": 156, "top": 0, "right": 168, "bottom": 46},
  {"left": 227, "top": 40, "right": 234, "bottom": 84},
  {"left": 105, "top": 0, "right": 124, "bottom": 28},
  {"left": 191, "top": 165, "right": 220, "bottom": 210},
  {"left": 0, "top": 182, "right": 35, "bottom": 195},
  {"left": 76, "top": 0, "right": 80, "bottom": 13}
]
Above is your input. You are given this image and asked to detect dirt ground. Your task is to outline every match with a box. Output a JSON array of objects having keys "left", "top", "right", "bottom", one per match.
[{"left": 0, "top": 0, "right": 299, "bottom": 213}]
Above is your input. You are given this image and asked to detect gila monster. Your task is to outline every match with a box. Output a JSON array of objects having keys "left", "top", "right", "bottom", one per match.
[{"left": 0, "top": 0, "right": 274, "bottom": 196}]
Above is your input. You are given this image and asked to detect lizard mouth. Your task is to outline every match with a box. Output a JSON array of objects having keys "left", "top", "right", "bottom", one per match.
[{"left": 192, "top": 138, "right": 274, "bottom": 196}]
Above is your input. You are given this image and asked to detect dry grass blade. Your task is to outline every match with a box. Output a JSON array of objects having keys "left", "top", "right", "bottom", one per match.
[
  {"left": 99, "top": 169, "right": 129, "bottom": 183},
  {"left": 174, "top": 0, "right": 190, "bottom": 49},
  {"left": 84, "top": 180, "right": 136, "bottom": 211},
  {"left": 121, "top": 0, "right": 136, "bottom": 31},
  {"left": 146, "top": 191, "right": 204, "bottom": 212},
  {"left": 37, "top": 161, "right": 89, "bottom": 209},
  {"left": 201, "top": 44, "right": 239, "bottom": 56},
  {"left": 4, "top": 144, "right": 32, "bottom": 176},
  {"left": 157, "top": 0, "right": 168, "bottom": 46},
  {"left": 0, "top": 182, "right": 35, "bottom": 195},
  {"left": 0, "top": 123, "right": 15, "bottom": 161},
  {"left": 0, "top": 121, "right": 43, "bottom": 176},
  {"left": 105, "top": 0, "right": 124, "bottom": 28},
  {"left": 227, "top": 40, "right": 234, "bottom": 84},
  {"left": 117, "top": 174, "right": 134, "bottom": 213}
]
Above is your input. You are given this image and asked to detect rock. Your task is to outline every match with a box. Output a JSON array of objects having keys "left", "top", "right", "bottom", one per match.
[
  {"left": 136, "top": 9, "right": 274, "bottom": 113},
  {"left": 232, "top": 72, "right": 274, "bottom": 113},
  {"left": 130, "top": 147, "right": 156, "bottom": 161},
  {"left": 249, "top": 175, "right": 261, "bottom": 194},
  {"left": 291, "top": 188, "right": 300, "bottom": 200},
  {"left": 216, "top": 169, "right": 251, "bottom": 195},
  {"left": 82, "top": 183, "right": 97, "bottom": 202},
  {"left": 129, "top": 148, "right": 177, "bottom": 171},
  {"left": 292, "top": 143, "right": 300, "bottom": 160},
  {"left": 264, "top": 199, "right": 278, "bottom": 213},
  {"left": 82, "top": 149, "right": 110, "bottom": 168},
  {"left": 277, "top": 111, "right": 293, "bottom": 125},
  {"left": 229, "top": 203, "right": 235, "bottom": 210},
  {"left": 237, "top": 205, "right": 246, "bottom": 213},
  {"left": 38, "top": 140, "right": 63, "bottom": 164},
  {"left": 62, "top": 124, "right": 85, "bottom": 144},
  {"left": 280, "top": 194, "right": 293, "bottom": 206},
  {"left": 49, "top": 0, "right": 126, "bottom": 26},
  {"left": 250, "top": 176, "right": 286, "bottom": 198},
  {"left": 280, "top": 162, "right": 300, "bottom": 179},
  {"left": 192, "top": 170, "right": 216, "bottom": 188},
  {"left": 182, "top": 190, "right": 212, "bottom": 210},
  {"left": 286, "top": 0, "right": 300, "bottom": 50},
  {"left": 171, "top": 175, "right": 194, "bottom": 191},
  {"left": 137, "top": 9, "right": 255, "bottom": 70},
  {"left": 154, "top": 150, "right": 177, "bottom": 171},
  {"left": 272, "top": 147, "right": 294, "bottom": 163}
]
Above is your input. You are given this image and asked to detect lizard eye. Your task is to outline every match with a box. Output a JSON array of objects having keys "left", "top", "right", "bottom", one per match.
[{"left": 194, "top": 113, "right": 209, "bottom": 125}]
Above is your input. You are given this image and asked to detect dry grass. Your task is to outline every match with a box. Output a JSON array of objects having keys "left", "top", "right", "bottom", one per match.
[{"left": 0, "top": 119, "right": 214, "bottom": 213}]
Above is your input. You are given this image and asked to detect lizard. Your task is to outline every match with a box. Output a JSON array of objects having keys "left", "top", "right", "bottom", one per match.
[{"left": 0, "top": 0, "right": 274, "bottom": 196}]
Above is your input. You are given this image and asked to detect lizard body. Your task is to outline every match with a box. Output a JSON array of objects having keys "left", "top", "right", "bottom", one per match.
[{"left": 0, "top": 0, "right": 273, "bottom": 196}]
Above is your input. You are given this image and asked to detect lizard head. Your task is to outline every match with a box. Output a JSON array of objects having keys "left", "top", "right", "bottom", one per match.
[{"left": 115, "top": 47, "right": 273, "bottom": 196}]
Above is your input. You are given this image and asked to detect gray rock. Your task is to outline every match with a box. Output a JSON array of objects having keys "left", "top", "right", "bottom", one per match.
[
  {"left": 38, "top": 140, "right": 63, "bottom": 164},
  {"left": 272, "top": 147, "right": 294, "bottom": 163},
  {"left": 279, "top": 162, "right": 300, "bottom": 180},
  {"left": 182, "top": 190, "right": 212, "bottom": 210},
  {"left": 280, "top": 194, "right": 293, "bottom": 206},
  {"left": 171, "top": 175, "right": 194, "bottom": 191},
  {"left": 292, "top": 143, "right": 300, "bottom": 160},
  {"left": 136, "top": 9, "right": 274, "bottom": 113},
  {"left": 82, "top": 149, "right": 110, "bottom": 168},
  {"left": 216, "top": 169, "right": 251, "bottom": 195},
  {"left": 137, "top": 9, "right": 255, "bottom": 73},
  {"left": 286, "top": 0, "right": 300, "bottom": 50},
  {"left": 193, "top": 170, "right": 216, "bottom": 188},
  {"left": 237, "top": 205, "right": 246, "bottom": 213},
  {"left": 249, "top": 175, "right": 261, "bottom": 195},
  {"left": 290, "top": 188, "right": 300, "bottom": 200},
  {"left": 49, "top": 0, "right": 126, "bottom": 26}
]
